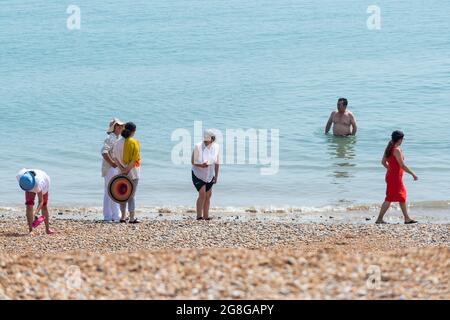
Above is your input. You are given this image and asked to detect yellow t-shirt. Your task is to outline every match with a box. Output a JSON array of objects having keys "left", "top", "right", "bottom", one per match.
[{"left": 123, "top": 138, "right": 140, "bottom": 167}]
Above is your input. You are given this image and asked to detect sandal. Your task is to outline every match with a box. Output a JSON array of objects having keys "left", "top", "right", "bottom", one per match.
[
  {"left": 196, "top": 217, "right": 203, "bottom": 220},
  {"left": 32, "top": 216, "right": 46, "bottom": 229},
  {"left": 405, "top": 220, "right": 418, "bottom": 224},
  {"left": 120, "top": 218, "right": 129, "bottom": 223},
  {"left": 129, "top": 218, "right": 140, "bottom": 224}
]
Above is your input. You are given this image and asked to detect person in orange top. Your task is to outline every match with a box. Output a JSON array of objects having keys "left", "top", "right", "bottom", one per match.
[{"left": 376, "top": 131, "right": 418, "bottom": 224}]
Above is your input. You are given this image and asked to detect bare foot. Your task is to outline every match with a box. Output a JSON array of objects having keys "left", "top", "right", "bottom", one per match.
[{"left": 375, "top": 220, "right": 388, "bottom": 224}]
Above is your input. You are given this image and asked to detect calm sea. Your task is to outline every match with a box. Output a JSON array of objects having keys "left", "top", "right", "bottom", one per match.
[{"left": 1, "top": 1, "right": 449, "bottom": 212}]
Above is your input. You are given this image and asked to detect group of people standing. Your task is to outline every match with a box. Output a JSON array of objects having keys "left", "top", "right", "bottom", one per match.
[
  {"left": 14, "top": 98, "right": 418, "bottom": 235},
  {"left": 101, "top": 119, "right": 220, "bottom": 222},
  {"left": 101, "top": 119, "right": 141, "bottom": 223}
]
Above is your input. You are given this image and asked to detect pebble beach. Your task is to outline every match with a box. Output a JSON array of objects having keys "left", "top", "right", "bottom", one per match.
[{"left": 0, "top": 208, "right": 449, "bottom": 300}]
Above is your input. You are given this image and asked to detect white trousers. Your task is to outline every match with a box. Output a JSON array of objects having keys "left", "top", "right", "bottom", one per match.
[{"left": 103, "top": 167, "right": 120, "bottom": 221}]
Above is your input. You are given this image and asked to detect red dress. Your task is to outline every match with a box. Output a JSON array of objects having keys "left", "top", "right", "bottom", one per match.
[{"left": 385, "top": 147, "right": 407, "bottom": 202}]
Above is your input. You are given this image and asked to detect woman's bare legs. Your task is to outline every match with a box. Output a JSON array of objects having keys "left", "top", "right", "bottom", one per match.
[
  {"left": 399, "top": 202, "right": 415, "bottom": 223},
  {"left": 376, "top": 201, "right": 391, "bottom": 224},
  {"left": 196, "top": 186, "right": 206, "bottom": 219},
  {"left": 203, "top": 189, "right": 212, "bottom": 220}
]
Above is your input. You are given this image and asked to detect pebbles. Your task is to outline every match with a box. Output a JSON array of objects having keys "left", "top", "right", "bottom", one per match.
[
  {"left": 0, "top": 218, "right": 448, "bottom": 254},
  {"left": 0, "top": 247, "right": 448, "bottom": 300},
  {"left": 0, "top": 215, "right": 448, "bottom": 299}
]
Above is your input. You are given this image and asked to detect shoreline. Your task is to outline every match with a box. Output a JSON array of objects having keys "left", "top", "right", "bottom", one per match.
[{"left": 1, "top": 205, "right": 450, "bottom": 224}]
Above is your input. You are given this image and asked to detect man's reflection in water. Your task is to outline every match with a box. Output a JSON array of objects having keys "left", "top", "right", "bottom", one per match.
[{"left": 327, "top": 135, "right": 356, "bottom": 183}]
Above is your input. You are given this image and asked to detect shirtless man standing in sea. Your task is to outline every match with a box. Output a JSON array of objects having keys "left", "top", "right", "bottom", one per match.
[{"left": 325, "top": 98, "right": 357, "bottom": 136}]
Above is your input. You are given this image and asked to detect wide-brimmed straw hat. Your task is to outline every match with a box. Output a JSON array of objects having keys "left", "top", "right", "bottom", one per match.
[
  {"left": 107, "top": 118, "right": 125, "bottom": 133},
  {"left": 108, "top": 175, "right": 134, "bottom": 204}
]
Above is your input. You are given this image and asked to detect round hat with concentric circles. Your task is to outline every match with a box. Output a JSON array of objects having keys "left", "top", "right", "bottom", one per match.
[{"left": 108, "top": 175, "right": 134, "bottom": 204}]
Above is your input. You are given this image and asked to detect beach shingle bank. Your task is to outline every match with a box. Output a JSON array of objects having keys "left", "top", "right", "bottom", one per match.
[{"left": 0, "top": 218, "right": 448, "bottom": 299}]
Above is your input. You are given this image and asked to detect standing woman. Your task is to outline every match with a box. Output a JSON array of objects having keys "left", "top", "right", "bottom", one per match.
[
  {"left": 376, "top": 131, "right": 418, "bottom": 224},
  {"left": 191, "top": 130, "right": 220, "bottom": 220},
  {"left": 112, "top": 122, "right": 141, "bottom": 224},
  {"left": 101, "top": 118, "right": 124, "bottom": 221}
]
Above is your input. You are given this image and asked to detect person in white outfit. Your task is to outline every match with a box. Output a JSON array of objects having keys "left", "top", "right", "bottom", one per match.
[
  {"left": 101, "top": 118, "right": 124, "bottom": 221},
  {"left": 191, "top": 129, "right": 220, "bottom": 220}
]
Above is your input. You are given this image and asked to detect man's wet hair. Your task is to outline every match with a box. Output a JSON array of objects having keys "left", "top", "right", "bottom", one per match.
[{"left": 338, "top": 98, "right": 348, "bottom": 107}]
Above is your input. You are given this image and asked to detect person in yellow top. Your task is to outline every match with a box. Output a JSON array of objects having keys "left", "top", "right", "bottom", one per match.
[
  {"left": 123, "top": 135, "right": 141, "bottom": 172},
  {"left": 112, "top": 122, "right": 141, "bottom": 223}
]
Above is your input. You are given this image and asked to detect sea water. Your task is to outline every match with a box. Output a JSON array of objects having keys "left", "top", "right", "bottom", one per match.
[{"left": 0, "top": 0, "right": 449, "bottom": 213}]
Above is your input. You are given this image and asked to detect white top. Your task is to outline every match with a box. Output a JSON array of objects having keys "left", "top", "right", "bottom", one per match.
[
  {"left": 101, "top": 133, "right": 120, "bottom": 177},
  {"left": 192, "top": 142, "right": 219, "bottom": 183},
  {"left": 111, "top": 138, "right": 140, "bottom": 180},
  {"left": 16, "top": 168, "right": 51, "bottom": 194}
]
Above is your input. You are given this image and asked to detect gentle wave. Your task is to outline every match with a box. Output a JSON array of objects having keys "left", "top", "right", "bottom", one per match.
[{"left": 2, "top": 201, "right": 449, "bottom": 216}]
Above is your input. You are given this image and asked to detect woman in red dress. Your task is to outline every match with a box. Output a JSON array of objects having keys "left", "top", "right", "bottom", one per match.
[{"left": 376, "top": 131, "right": 419, "bottom": 224}]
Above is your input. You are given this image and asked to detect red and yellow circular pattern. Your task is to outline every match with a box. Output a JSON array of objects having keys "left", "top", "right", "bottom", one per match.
[{"left": 108, "top": 175, "right": 134, "bottom": 204}]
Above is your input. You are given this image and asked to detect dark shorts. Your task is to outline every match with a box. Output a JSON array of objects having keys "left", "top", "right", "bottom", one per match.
[{"left": 192, "top": 171, "right": 214, "bottom": 192}]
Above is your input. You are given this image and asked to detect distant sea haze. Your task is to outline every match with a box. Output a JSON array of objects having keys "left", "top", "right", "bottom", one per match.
[{"left": 0, "top": 1, "right": 449, "bottom": 213}]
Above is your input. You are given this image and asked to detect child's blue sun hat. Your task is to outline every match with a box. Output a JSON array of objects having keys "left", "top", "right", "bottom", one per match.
[{"left": 19, "top": 171, "right": 36, "bottom": 191}]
